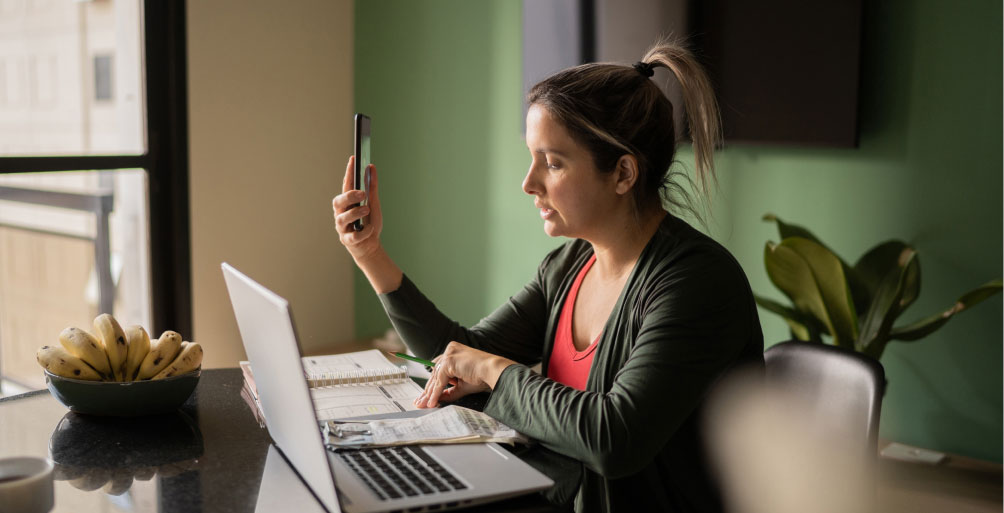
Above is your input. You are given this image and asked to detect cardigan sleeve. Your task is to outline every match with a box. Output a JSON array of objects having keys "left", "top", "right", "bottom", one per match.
[
  {"left": 483, "top": 251, "right": 755, "bottom": 479},
  {"left": 377, "top": 250, "right": 558, "bottom": 366}
]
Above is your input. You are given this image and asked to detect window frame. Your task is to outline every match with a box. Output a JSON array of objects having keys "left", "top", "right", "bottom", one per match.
[{"left": 0, "top": 0, "right": 192, "bottom": 339}]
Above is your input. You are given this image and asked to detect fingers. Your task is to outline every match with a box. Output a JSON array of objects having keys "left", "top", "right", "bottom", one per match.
[
  {"left": 414, "top": 343, "right": 492, "bottom": 409},
  {"left": 415, "top": 373, "right": 434, "bottom": 408},
  {"left": 438, "top": 379, "right": 475, "bottom": 403},
  {"left": 416, "top": 357, "right": 447, "bottom": 409},
  {"left": 368, "top": 164, "right": 378, "bottom": 202},
  {"left": 342, "top": 156, "right": 354, "bottom": 194},
  {"left": 334, "top": 204, "right": 370, "bottom": 232},
  {"left": 367, "top": 164, "right": 382, "bottom": 229},
  {"left": 338, "top": 219, "right": 376, "bottom": 246},
  {"left": 333, "top": 161, "right": 378, "bottom": 234},
  {"left": 421, "top": 360, "right": 447, "bottom": 408},
  {"left": 332, "top": 189, "right": 367, "bottom": 213},
  {"left": 426, "top": 362, "right": 448, "bottom": 408}
]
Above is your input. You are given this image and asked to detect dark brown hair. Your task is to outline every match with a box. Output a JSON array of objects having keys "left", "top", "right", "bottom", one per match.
[{"left": 527, "top": 38, "right": 721, "bottom": 220}]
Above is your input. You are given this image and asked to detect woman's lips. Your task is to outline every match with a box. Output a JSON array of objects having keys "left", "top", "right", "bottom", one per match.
[{"left": 539, "top": 207, "right": 555, "bottom": 220}]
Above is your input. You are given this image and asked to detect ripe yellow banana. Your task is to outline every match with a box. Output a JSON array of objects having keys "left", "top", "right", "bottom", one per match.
[
  {"left": 123, "top": 325, "right": 151, "bottom": 381},
  {"left": 137, "top": 331, "right": 183, "bottom": 380},
  {"left": 36, "top": 345, "right": 103, "bottom": 381},
  {"left": 94, "top": 314, "right": 128, "bottom": 381},
  {"left": 58, "top": 327, "right": 112, "bottom": 379},
  {"left": 152, "top": 342, "right": 203, "bottom": 380}
]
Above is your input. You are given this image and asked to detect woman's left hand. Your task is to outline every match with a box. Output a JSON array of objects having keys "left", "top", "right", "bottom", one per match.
[{"left": 414, "top": 342, "right": 515, "bottom": 408}]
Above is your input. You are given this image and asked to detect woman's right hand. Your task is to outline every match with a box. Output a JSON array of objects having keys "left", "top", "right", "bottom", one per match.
[{"left": 333, "top": 156, "right": 383, "bottom": 262}]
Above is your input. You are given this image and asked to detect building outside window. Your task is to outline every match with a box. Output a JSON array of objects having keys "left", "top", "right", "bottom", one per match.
[{"left": 0, "top": 0, "right": 149, "bottom": 393}]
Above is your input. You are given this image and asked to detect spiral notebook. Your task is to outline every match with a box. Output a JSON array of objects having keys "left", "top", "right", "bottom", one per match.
[{"left": 242, "top": 349, "right": 425, "bottom": 421}]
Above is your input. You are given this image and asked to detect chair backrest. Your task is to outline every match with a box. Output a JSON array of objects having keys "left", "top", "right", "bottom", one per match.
[{"left": 763, "top": 341, "right": 886, "bottom": 457}]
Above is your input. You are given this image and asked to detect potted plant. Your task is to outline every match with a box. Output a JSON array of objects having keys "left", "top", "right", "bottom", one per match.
[{"left": 754, "top": 213, "right": 1002, "bottom": 360}]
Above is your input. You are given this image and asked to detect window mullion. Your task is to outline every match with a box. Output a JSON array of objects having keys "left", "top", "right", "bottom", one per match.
[{"left": 0, "top": 156, "right": 150, "bottom": 175}]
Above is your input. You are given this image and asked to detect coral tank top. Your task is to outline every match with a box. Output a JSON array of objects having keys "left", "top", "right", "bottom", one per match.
[{"left": 547, "top": 254, "right": 599, "bottom": 390}]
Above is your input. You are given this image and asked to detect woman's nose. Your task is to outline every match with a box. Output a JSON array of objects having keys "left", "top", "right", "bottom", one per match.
[{"left": 522, "top": 165, "right": 540, "bottom": 196}]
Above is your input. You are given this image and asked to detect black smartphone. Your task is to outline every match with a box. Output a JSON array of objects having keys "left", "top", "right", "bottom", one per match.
[{"left": 353, "top": 113, "right": 371, "bottom": 231}]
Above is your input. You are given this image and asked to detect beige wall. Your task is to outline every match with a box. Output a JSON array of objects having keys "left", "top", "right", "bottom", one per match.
[{"left": 187, "top": 0, "right": 355, "bottom": 368}]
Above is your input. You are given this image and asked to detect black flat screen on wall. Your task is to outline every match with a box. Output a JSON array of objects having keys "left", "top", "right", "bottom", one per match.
[
  {"left": 690, "top": 0, "right": 863, "bottom": 147},
  {"left": 523, "top": 0, "right": 864, "bottom": 148}
]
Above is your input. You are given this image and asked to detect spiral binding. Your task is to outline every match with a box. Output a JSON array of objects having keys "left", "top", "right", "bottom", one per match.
[{"left": 306, "top": 367, "right": 408, "bottom": 388}]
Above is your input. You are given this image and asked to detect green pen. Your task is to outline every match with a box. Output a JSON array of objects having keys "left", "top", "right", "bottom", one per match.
[{"left": 389, "top": 352, "right": 435, "bottom": 371}]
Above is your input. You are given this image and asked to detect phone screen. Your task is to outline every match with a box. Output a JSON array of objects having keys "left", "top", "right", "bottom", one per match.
[{"left": 353, "top": 114, "right": 371, "bottom": 231}]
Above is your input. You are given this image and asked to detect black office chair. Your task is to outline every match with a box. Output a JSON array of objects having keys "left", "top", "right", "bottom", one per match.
[
  {"left": 763, "top": 341, "right": 886, "bottom": 460},
  {"left": 708, "top": 342, "right": 887, "bottom": 513}
]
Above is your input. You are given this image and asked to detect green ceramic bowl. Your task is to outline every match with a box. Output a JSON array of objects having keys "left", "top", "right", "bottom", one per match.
[{"left": 44, "top": 368, "right": 200, "bottom": 416}]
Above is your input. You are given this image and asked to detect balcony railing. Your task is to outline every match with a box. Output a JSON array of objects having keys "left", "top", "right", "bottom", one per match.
[{"left": 0, "top": 185, "right": 115, "bottom": 390}]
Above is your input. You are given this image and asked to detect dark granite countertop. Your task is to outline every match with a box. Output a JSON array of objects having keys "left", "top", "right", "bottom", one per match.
[{"left": 0, "top": 368, "right": 577, "bottom": 512}]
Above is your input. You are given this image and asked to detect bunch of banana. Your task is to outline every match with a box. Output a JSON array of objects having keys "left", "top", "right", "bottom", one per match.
[{"left": 37, "top": 313, "right": 203, "bottom": 381}]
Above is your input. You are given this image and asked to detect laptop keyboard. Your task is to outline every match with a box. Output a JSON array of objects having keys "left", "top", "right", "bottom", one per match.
[{"left": 333, "top": 446, "right": 468, "bottom": 501}]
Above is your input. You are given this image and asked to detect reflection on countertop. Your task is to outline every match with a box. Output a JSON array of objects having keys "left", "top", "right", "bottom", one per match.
[
  {"left": 49, "top": 410, "right": 203, "bottom": 496},
  {"left": 0, "top": 369, "right": 272, "bottom": 513}
]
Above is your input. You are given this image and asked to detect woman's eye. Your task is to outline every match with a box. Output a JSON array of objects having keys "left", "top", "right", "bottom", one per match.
[{"left": 546, "top": 161, "right": 561, "bottom": 170}]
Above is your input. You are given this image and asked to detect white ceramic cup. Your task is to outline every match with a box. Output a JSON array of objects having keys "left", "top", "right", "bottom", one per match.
[{"left": 0, "top": 457, "right": 54, "bottom": 513}]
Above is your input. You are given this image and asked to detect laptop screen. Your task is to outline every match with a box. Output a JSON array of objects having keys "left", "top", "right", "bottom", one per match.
[{"left": 221, "top": 263, "right": 342, "bottom": 513}]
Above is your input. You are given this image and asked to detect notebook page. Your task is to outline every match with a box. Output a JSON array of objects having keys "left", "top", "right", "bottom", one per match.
[
  {"left": 301, "top": 349, "right": 402, "bottom": 382},
  {"left": 311, "top": 379, "right": 423, "bottom": 421}
]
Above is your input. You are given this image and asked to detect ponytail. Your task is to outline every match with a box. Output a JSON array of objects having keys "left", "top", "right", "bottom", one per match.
[{"left": 641, "top": 38, "right": 722, "bottom": 202}]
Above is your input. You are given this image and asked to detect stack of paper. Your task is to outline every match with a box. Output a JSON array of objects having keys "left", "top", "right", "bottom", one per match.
[
  {"left": 325, "top": 405, "right": 528, "bottom": 448},
  {"left": 238, "top": 350, "right": 425, "bottom": 422},
  {"left": 239, "top": 361, "right": 266, "bottom": 428}
]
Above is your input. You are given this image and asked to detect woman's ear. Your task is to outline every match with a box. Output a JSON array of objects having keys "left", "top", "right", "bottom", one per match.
[{"left": 614, "top": 155, "right": 639, "bottom": 195}]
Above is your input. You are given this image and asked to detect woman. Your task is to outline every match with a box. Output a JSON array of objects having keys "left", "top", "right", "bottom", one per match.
[{"left": 333, "top": 40, "right": 763, "bottom": 512}]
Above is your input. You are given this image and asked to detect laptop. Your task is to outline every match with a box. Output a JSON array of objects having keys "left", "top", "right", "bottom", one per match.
[{"left": 221, "top": 263, "right": 553, "bottom": 513}]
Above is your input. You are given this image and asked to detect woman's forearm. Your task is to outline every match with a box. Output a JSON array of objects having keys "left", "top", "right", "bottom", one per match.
[{"left": 355, "top": 246, "right": 403, "bottom": 294}]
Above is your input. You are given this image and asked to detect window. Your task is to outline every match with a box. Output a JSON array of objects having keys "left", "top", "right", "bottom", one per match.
[
  {"left": 0, "top": 0, "right": 190, "bottom": 395},
  {"left": 0, "top": 169, "right": 148, "bottom": 389},
  {"left": 0, "top": 1, "right": 143, "bottom": 157}
]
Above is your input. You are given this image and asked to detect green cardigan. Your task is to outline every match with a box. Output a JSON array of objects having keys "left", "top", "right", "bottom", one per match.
[{"left": 379, "top": 214, "right": 764, "bottom": 512}]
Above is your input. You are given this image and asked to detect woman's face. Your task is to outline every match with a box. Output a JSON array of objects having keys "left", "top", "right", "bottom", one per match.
[{"left": 523, "top": 104, "right": 619, "bottom": 239}]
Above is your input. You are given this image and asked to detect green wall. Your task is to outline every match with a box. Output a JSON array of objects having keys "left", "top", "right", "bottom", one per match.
[
  {"left": 354, "top": 0, "right": 557, "bottom": 338},
  {"left": 356, "top": 0, "right": 1002, "bottom": 461}
]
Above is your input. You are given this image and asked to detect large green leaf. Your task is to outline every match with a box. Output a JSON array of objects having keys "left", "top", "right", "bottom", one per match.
[
  {"left": 764, "top": 238, "right": 858, "bottom": 348},
  {"left": 754, "top": 294, "right": 802, "bottom": 320},
  {"left": 764, "top": 241, "right": 835, "bottom": 341},
  {"left": 858, "top": 249, "right": 916, "bottom": 358},
  {"left": 762, "top": 213, "right": 825, "bottom": 245},
  {"left": 854, "top": 241, "right": 908, "bottom": 298},
  {"left": 784, "top": 319, "right": 812, "bottom": 342},
  {"left": 889, "top": 310, "right": 949, "bottom": 342},
  {"left": 763, "top": 213, "right": 870, "bottom": 314},
  {"left": 899, "top": 253, "right": 921, "bottom": 313},
  {"left": 754, "top": 294, "right": 824, "bottom": 342},
  {"left": 889, "top": 279, "right": 1003, "bottom": 341},
  {"left": 782, "top": 237, "right": 860, "bottom": 348},
  {"left": 958, "top": 279, "right": 1003, "bottom": 305}
]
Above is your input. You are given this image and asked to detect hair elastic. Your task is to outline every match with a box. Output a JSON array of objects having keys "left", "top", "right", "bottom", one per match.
[{"left": 632, "top": 61, "right": 655, "bottom": 78}]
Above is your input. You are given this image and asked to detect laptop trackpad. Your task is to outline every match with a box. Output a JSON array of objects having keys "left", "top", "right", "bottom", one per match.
[{"left": 424, "top": 443, "right": 510, "bottom": 485}]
